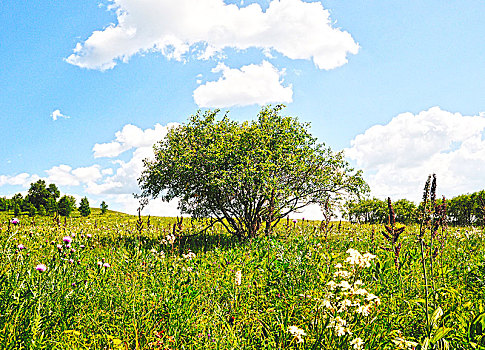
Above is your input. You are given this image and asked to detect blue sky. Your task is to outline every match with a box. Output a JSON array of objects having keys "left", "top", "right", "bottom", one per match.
[{"left": 1, "top": 0, "right": 484, "bottom": 217}]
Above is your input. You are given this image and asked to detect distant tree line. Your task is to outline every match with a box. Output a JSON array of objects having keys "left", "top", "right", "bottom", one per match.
[
  {"left": 344, "top": 190, "right": 485, "bottom": 226},
  {"left": 0, "top": 180, "right": 108, "bottom": 218}
]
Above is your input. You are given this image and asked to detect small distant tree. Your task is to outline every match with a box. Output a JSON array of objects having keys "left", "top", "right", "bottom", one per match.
[
  {"left": 58, "top": 195, "right": 76, "bottom": 217},
  {"left": 100, "top": 201, "right": 108, "bottom": 215},
  {"left": 28, "top": 180, "right": 50, "bottom": 210},
  {"left": 79, "top": 197, "right": 91, "bottom": 217}
]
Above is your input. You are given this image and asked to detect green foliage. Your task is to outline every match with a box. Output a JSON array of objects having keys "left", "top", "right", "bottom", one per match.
[
  {"left": 27, "top": 179, "right": 51, "bottom": 210},
  {"left": 58, "top": 195, "right": 76, "bottom": 217},
  {"left": 100, "top": 201, "right": 108, "bottom": 215},
  {"left": 27, "top": 203, "right": 36, "bottom": 217},
  {"left": 38, "top": 204, "right": 46, "bottom": 216},
  {"left": 79, "top": 197, "right": 91, "bottom": 217},
  {"left": 45, "top": 196, "right": 58, "bottom": 215},
  {"left": 139, "top": 105, "right": 368, "bottom": 238},
  {"left": 13, "top": 203, "right": 20, "bottom": 216}
]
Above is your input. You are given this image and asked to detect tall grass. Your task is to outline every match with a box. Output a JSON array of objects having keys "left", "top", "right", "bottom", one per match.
[{"left": 0, "top": 210, "right": 484, "bottom": 349}]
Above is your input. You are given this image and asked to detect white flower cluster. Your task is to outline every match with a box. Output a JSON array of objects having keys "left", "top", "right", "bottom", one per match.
[
  {"left": 162, "top": 234, "right": 176, "bottom": 245},
  {"left": 322, "top": 248, "right": 380, "bottom": 349},
  {"left": 345, "top": 248, "right": 376, "bottom": 268},
  {"left": 182, "top": 250, "right": 196, "bottom": 260},
  {"left": 287, "top": 325, "right": 306, "bottom": 343},
  {"left": 150, "top": 248, "right": 166, "bottom": 259}
]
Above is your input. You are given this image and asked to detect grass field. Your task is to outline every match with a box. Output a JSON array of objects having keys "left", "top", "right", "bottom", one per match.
[{"left": 1, "top": 210, "right": 484, "bottom": 349}]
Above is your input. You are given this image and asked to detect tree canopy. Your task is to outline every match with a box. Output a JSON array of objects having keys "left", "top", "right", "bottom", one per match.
[{"left": 139, "top": 105, "right": 368, "bottom": 238}]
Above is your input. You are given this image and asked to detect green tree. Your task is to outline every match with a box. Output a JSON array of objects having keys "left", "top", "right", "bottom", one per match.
[
  {"left": 139, "top": 105, "right": 368, "bottom": 238},
  {"left": 58, "top": 195, "right": 76, "bottom": 217},
  {"left": 344, "top": 198, "right": 387, "bottom": 224},
  {"left": 393, "top": 199, "right": 417, "bottom": 224},
  {"left": 79, "top": 197, "right": 91, "bottom": 217},
  {"left": 100, "top": 201, "right": 108, "bottom": 215},
  {"left": 27, "top": 180, "right": 50, "bottom": 209}
]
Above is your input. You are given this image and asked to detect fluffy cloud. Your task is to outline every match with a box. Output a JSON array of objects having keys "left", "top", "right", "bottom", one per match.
[
  {"left": 88, "top": 123, "right": 179, "bottom": 197},
  {"left": 51, "top": 109, "right": 70, "bottom": 121},
  {"left": 93, "top": 122, "right": 178, "bottom": 158},
  {"left": 0, "top": 173, "right": 39, "bottom": 187},
  {"left": 66, "top": 0, "right": 358, "bottom": 71},
  {"left": 193, "top": 61, "right": 293, "bottom": 107},
  {"left": 45, "top": 164, "right": 102, "bottom": 186},
  {"left": 346, "top": 107, "right": 485, "bottom": 201}
]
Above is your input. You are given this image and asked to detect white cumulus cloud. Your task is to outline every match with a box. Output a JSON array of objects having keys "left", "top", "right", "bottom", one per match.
[
  {"left": 193, "top": 61, "right": 293, "bottom": 107},
  {"left": 66, "top": 0, "right": 358, "bottom": 71},
  {"left": 346, "top": 107, "right": 485, "bottom": 201},
  {"left": 51, "top": 109, "right": 70, "bottom": 121},
  {"left": 93, "top": 122, "right": 178, "bottom": 158}
]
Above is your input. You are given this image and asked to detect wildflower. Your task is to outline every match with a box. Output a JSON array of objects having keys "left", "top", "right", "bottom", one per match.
[
  {"left": 327, "top": 280, "right": 337, "bottom": 290},
  {"left": 350, "top": 337, "right": 364, "bottom": 350},
  {"left": 69, "top": 259, "right": 74, "bottom": 264},
  {"left": 288, "top": 326, "right": 306, "bottom": 343},
  {"left": 57, "top": 244, "right": 63, "bottom": 251},
  {"left": 356, "top": 304, "right": 372, "bottom": 316},
  {"left": 17, "top": 244, "right": 25, "bottom": 250},
  {"left": 103, "top": 262, "right": 110, "bottom": 268},
  {"left": 35, "top": 264, "right": 47, "bottom": 272},
  {"left": 292, "top": 219, "right": 297, "bottom": 224},
  {"left": 97, "top": 261, "right": 103, "bottom": 267},
  {"left": 235, "top": 270, "right": 242, "bottom": 286},
  {"left": 366, "top": 293, "right": 381, "bottom": 305},
  {"left": 166, "top": 234, "right": 176, "bottom": 245},
  {"left": 334, "top": 270, "right": 352, "bottom": 279},
  {"left": 10, "top": 218, "right": 20, "bottom": 225},
  {"left": 182, "top": 250, "right": 196, "bottom": 260},
  {"left": 86, "top": 234, "right": 92, "bottom": 238},
  {"left": 63, "top": 236, "right": 72, "bottom": 244},
  {"left": 338, "top": 280, "right": 352, "bottom": 290}
]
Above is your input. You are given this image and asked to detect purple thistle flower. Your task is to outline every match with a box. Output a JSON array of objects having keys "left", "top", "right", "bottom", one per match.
[
  {"left": 11, "top": 218, "right": 20, "bottom": 225},
  {"left": 35, "top": 264, "right": 47, "bottom": 272},
  {"left": 17, "top": 244, "right": 25, "bottom": 250},
  {"left": 63, "top": 236, "right": 72, "bottom": 244},
  {"left": 103, "top": 262, "right": 111, "bottom": 268}
]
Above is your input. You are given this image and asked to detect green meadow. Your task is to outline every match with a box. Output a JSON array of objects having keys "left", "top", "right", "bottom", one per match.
[{"left": 1, "top": 210, "right": 484, "bottom": 349}]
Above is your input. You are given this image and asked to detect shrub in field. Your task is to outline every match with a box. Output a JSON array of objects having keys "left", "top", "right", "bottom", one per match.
[
  {"left": 79, "top": 197, "right": 91, "bottom": 217},
  {"left": 138, "top": 105, "right": 368, "bottom": 238},
  {"left": 58, "top": 195, "right": 76, "bottom": 217},
  {"left": 100, "top": 201, "right": 108, "bottom": 214}
]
